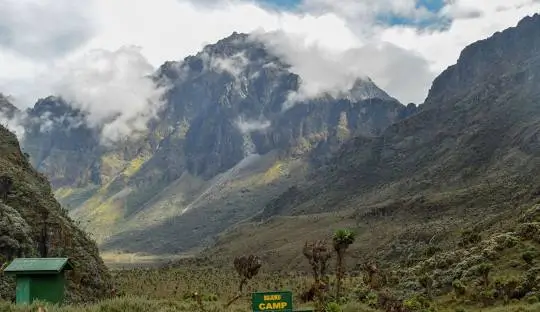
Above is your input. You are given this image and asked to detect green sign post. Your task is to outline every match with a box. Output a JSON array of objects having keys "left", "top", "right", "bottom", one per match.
[{"left": 252, "top": 291, "right": 293, "bottom": 312}]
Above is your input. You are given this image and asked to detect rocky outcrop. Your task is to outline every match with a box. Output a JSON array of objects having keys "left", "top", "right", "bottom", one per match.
[{"left": 0, "top": 123, "right": 112, "bottom": 303}]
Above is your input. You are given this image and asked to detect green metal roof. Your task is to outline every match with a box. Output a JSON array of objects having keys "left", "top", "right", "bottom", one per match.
[{"left": 2, "top": 258, "right": 73, "bottom": 275}]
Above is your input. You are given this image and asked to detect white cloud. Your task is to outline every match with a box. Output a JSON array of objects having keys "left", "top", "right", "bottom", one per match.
[
  {"left": 0, "top": 0, "right": 95, "bottom": 59},
  {"left": 382, "top": 0, "right": 540, "bottom": 73},
  {"left": 0, "top": 111, "right": 26, "bottom": 141},
  {"left": 207, "top": 52, "right": 249, "bottom": 78},
  {"left": 0, "top": 0, "right": 538, "bottom": 125},
  {"left": 235, "top": 116, "right": 271, "bottom": 133},
  {"left": 254, "top": 31, "right": 433, "bottom": 107},
  {"left": 50, "top": 46, "right": 169, "bottom": 143},
  {"left": 201, "top": 50, "right": 251, "bottom": 93},
  {"left": 31, "top": 111, "right": 85, "bottom": 134}
]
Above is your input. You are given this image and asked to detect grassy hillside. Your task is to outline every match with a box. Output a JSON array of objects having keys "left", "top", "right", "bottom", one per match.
[
  {"left": 4, "top": 238, "right": 540, "bottom": 312},
  {"left": 2, "top": 297, "right": 540, "bottom": 312}
]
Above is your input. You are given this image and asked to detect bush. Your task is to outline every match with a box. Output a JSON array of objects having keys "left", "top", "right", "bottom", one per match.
[
  {"left": 426, "top": 246, "right": 442, "bottom": 257},
  {"left": 403, "top": 294, "right": 432, "bottom": 311},
  {"left": 493, "top": 233, "right": 519, "bottom": 250},
  {"left": 325, "top": 301, "right": 342, "bottom": 312},
  {"left": 516, "top": 223, "right": 540, "bottom": 241},
  {"left": 477, "top": 289, "right": 496, "bottom": 307},
  {"left": 525, "top": 293, "right": 539, "bottom": 304},
  {"left": 452, "top": 280, "right": 467, "bottom": 296},
  {"left": 522, "top": 251, "right": 537, "bottom": 266},
  {"left": 459, "top": 230, "right": 482, "bottom": 247}
]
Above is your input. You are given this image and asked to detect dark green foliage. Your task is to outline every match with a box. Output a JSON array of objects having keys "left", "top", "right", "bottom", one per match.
[
  {"left": 403, "top": 294, "right": 433, "bottom": 311},
  {"left": 333, "top": 230, "right": 356, "bottom": 250},
  {"left": 474, "top": 263, "right": 493, "bottom": 288},
  {"left": 517, "top": 223, "right": 540, "bottom": 242},
  {"left": 333, "top": 229, "right": 356, "bottom": 299},
  {"left": 452, "top": 280, "right": 467, "bottom": 297},
  {"left": 525, "top": 293, "right": 539, "bottom": 304},
  {"left": 494, "top": 277, "right": 520, "bottom": 303},
  {"left": 418, "top": 275, "right": 434, "bottom": 300},
  {"left": 522, "top": 250, "right": 536, "bottom": 266},
  {"left": 477, "top": 289, "right": 496, "bottom": 307},
  {"left": 459, "top": 230, "right": 482, "bottom": 248},
  {"left": 323, "top": 301, "right": 341, "bottom": 312},
  {"left": 425, "top": 245, "right": 442, "bottom": 257},
  {"left": 233, "top": 255, "right": 262, "bottom": 289},
  {"left": 303, "top": 240, "right": 332, "bottom": 311},
  {"left": 0, "top": 175, "right": 13, "bottom": 202}
]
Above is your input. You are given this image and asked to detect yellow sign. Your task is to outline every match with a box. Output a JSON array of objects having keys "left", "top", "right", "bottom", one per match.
[
  {"left": 258, "top": 302, "right": 288, "bottom": 310},
  {"left": 252, "top": 291, "right": 292, "bottom": 311}
]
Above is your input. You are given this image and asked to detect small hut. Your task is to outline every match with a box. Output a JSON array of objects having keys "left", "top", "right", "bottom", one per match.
[{"left": 2, "top": 257, "right": 73, "bottom": 304}]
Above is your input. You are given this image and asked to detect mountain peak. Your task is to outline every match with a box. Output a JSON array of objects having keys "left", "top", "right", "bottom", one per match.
[
  {"left": 516, "top": 12, "right": 540, "bottom": 27},
  {"left": 157, "top": 31, "right": 284, "bottom": 81},
  {"left": 425, "top": 13, "right": 540, "bottom": 105},
  {"left": 31, "top": 96, "right": 81, "bottom": 117},
  {"left": 347, "top": 78, "right": 395, "bottom": 102},
  {"left": 201, "top": 32, "right": 264, "bottom": 59}
]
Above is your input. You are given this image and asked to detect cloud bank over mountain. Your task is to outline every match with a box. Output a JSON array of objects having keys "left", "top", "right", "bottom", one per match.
[
  {"left": 51, "top": 46, "right": 169, "bottom": 143},
  {"left": 0, "top": 0, "right": 538, "bottom": 140}
]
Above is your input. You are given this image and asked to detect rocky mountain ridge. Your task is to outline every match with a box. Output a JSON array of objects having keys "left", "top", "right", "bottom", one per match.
[
  {"left": 6, "top": 32, "right": 416, "bottom": 254},
  {"left": 208, "top": 13, "right": 540, "bottom": 270}
]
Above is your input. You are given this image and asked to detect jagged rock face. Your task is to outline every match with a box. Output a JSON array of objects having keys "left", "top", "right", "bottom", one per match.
[
  {"left": 22, "top": 97, "right": 102, "bottom": 187},
  {"left": 19, "top": 32, "right": 415, "bottom": 252},
  {"left": 23, "top": 33, "right": 409, "bottom": 184},
  {"left": 0, "top": 123, "right": 112, "bottom": 303},
  {"left": 258, "top": 13, "right": 540, "bottom": 218},
  {"left": 154, "top": 32, "right": 406, "bottom": 178},
  {"left": 205, "top": 14, "right": 540, "bottom": 275},
  {"left": 426, "top": 13, "right": 540, "bottom": 106}
]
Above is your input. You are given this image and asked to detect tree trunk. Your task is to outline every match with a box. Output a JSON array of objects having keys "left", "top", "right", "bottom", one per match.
[
  {"left": 335, "top": 251, "right": 343, "bottom": 299},
  {"left": 225, "top": 277, "right": 247, "bottom": 308},
  {"left": 39, "top": 224, "right": 48, "bottom": 257},
  {"left": 426, "top": 285, "right": 432, "bottom": 300}
]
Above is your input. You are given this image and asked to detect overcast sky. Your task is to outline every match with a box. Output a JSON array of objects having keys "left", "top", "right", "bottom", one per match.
[{"left": 0, "top": 0, "right": 538, "bottom": 109}]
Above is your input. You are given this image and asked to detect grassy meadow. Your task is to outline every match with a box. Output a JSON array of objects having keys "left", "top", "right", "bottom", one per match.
[
  {"left": 3, "top": 257, "right": 540, "bottom": 312},
  {"left": 4, "top": 203, "right": 540, "bottom": 311}
]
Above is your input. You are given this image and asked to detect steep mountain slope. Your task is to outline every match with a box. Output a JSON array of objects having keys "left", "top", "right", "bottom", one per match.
[
  {"left": 209, "top": 13, "right": 540, "bottom": 269},
  {"left": 21, "top": 33, "right": 415, "bottom": 254},
  {"left": 0, "top": 122, "right": 112, "bottom": 303},
  {"left": 22, "top": 97, "right": 101, "bottom": 188},
  {"left": 256, "top": 13, "right": 540, "bottom": 218}
]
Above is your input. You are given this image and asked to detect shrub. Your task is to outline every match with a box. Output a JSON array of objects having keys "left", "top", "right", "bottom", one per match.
[
  {"left": 452, "top": 280, "right": 467, "bottom": 297},
  {"left": 493, "top": 233, "right": 519, "bottom": 250},
  {"left": 403, "top": 294, "right": 431, "bottom": 311},
  {"left": 516, "top": 223, "right": 540, "bottom": 241},
  {"left": 525, "top": 293, "right": 539, "bottom": 304},
  {"left": 426, "top": 246, "right": 442, "bottom": 257},
  {"left": 324, "top": 301, "right": 342, "bottom": 312},
  {"left": 459, "top": 230, "right": 482, "bottom": 247},
  {"left": 477, "top": 289, "right": 496, "bottom": 307}
]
